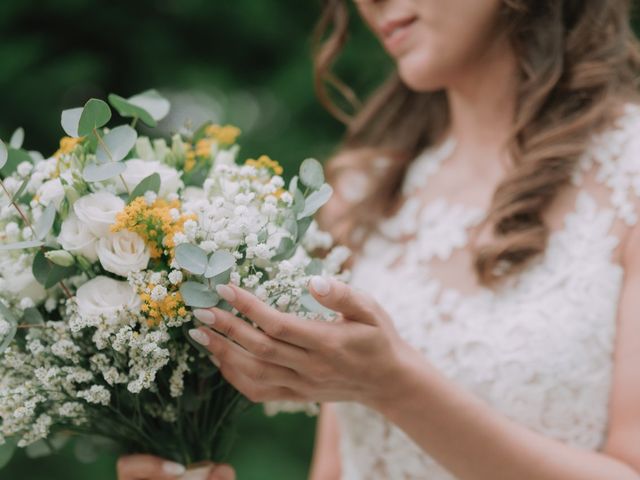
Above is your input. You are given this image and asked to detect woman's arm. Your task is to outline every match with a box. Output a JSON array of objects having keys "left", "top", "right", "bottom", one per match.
[
  {"left": 368, "top": 221, "right": 640, "bottom": 480},
  {"left": 308, "top": 404, "right": 342, "bottom": 480}
]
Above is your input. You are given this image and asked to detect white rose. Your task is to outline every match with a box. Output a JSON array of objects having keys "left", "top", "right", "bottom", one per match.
[
  {"left": 96, "top": 230, "right": 150, "bottom": 277},
  {"left": 37, "top": 179, "right": 65, "bottom": 210},
  {"left": 57, "top": 213, "right": 98, "bottom": 262},
  {"left": 75, "top": 276, "right": 141, "bottom": 317},
  {"left": 74, "top": 192, "right": 125, "bottom": 237},
  {"left": 120, "top": 159, "right": 183, "bottom": 197}
]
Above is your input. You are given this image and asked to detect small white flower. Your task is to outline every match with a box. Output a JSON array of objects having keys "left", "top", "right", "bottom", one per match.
[
  {"left": 17, "top": 161, "right": 33, "bottom": 176},
  {"left": 19, "top": 297, "right": 35, "bottom": 310},
  {"left": 168, "top": 270, "right": 183, "bottom": 285},
  {"left": 150, "top": 285, "right": 167, "bottom": 302},
  {"left": 144, "top": 191, "right": 157, "bottom": 205}
]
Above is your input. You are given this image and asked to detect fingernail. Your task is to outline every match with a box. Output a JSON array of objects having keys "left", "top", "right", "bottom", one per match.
[
  {"left": 310, "top": 276, "right": 330, "bottom": 296},
  {"left": 210, "top": 354, "right": 221, "bottom": 368},
  {"left": 194, "top": 309, "right": 216, "bottom": 325},
  {"left": 216, "top": 284, "right": 236, "bottom": 302},
  {"left": 189, "top": 328, "right": 210, "bottom": 346},
  {"left": 162, "top": 461, "right": 186, "bottom": 475}
]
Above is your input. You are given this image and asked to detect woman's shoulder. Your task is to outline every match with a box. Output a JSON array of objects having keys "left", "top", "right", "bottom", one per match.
[{"left": 573, "top": 101, "right": 640, "bottom": 227}]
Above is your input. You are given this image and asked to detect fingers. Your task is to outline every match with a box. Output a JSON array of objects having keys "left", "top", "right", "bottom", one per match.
[
  {"left": 117, "top": 455, "right": 186, "bottom": 480},
  {"left": 215, "top": 283, "right": 324, "bottom": 349},
  {"left": 188, "top": 326, "right": 307, "bottom": 390},
  {"left": 193, "top": 307, "right": 310, "bottom": 369},
  {"left": 308, "top": 276, "right": 379, "bottom": 324},
  {"left": 208, "top": 464, "right": 236, "bottom": 480}
]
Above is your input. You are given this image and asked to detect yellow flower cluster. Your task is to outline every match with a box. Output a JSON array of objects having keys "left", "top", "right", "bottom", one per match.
[
  {"left": 111, "top": 197, "right": 196, "bottom": 259},
  {"left": 244, "top": 155, "right": 284, "bottom": 176},
  {"left": 139, "top": 285, "right": 187, "bottom": 326},
  {"left": 205, "top": 124, "right": 241, "bottom": 145}
]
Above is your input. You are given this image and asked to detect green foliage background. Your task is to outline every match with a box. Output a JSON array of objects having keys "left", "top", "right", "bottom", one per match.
[
  {"left": 1, "top": 1, "right": 638, "bottom": 479},
  {"left": 0, "top": 1, "right": 389, "bottom": 479}
]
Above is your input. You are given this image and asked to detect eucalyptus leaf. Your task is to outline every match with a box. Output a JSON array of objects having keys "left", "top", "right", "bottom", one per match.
[
  {"left": 25, "top": 440, "right": 53, "bottom": 459},
  {"left": 289, "top": 175, "right": 299, "bottom": 195},
  {"left": 0, "top": 140, "right": 6, "bottom": 170},
  {"left": 108, "top": 93, "right": 156, "bottom": 127},
  {"left": 128, "top": 89, "right": 170, "bottom": 121},
  {"left": 1, "top": 148, "right": 32, "bottom": 176},
  {"left": 22, "top": 307, "right": 44, "bottom": 325},
  {"left": 211, "top": 269, "right": 232, "bottom": 286},
  {"left": 32, "top": 250, "right": 76, "bottom": 288},
  {"left": 174, "top": 244, "right": 208, "bottom": 275},
  {"left": 179, "top": 281, "right": 219, "bottom": 308},
  {"left": 299, "top": 158, "right": 324, "bottom": 190},
  {"left": 82, "top": 162, "right": 126, "bottom": 183},
  {"left": 96, "top": 125, "right": 137, "bottom": 163},
  {"left": 61, "top": 107, "right": 83, "bottom": 137},
  {"left": 297, "top": 183, "right": 333, "bottom": 220},
  {"left": 292, "top": 188, "right": 305, "bottom": 215},
  {"left": 9, "top": 128, "right": 24, "bottom": 149},
  {"left": 300, "top": 292, "right": 335, "bottom": 316},
  {"left": 204, "top": 250, "right": 236, "bottom": 278},
  {"left": 0, "top": 302, "right": 17, "bottom": 324},
  {"left": 34, "top": 203, "right": 57, "bottom": 240},
  {"left": 284, "top": 216, "right": 298, "bottom": 238},
  {"left": 0, "top": 239, "right": 44, "bottom": 251},
  {"left": 305, "top": 258, "right": 323, "bottom": 275},
  {"left": 129, "top": 172, "right": 161, "bottom": 202},
  {"left": 272, "top": 237, "right": 296, "bottom": 261},
  {"left": 297, "top": 216, "right": 313, "bottom": 240},
  {"left": 78, "top": 99, "right": 112, "bottom": 137},
  {"left": 0, "top": 438, "right": 16, "bottom": 469},
  {"left": 11, "top": 178, "right": 29, "bottom": 202}
]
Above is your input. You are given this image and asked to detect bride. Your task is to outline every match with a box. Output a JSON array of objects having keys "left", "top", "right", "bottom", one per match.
[{"left": 118, "top": 0, "right": 640, "bottom": 479}]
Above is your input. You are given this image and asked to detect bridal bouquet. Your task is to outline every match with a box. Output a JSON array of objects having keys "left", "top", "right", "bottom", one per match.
[{"left": 0, "top": 90, "right": 349, "bottom": 471}]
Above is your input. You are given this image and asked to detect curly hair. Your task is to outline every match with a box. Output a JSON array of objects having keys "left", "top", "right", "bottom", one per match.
[{"left": 313, "top": 0, "right": 640, "bottom": 287}]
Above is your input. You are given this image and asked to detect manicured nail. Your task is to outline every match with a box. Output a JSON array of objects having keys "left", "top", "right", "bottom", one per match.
[
  {"left": 216, "top": 284, "right": 236, "bottom": 302},
  {"left": 162, "top": 461, "right": 186, "bottom": 475},
  {"left": 189, "top": 328, "right": 209, "bottom": 346},
  {"left": 210, "top": 354, "right": 221, "bottom": 368},
  {"left": 310, "top": 276, "right": 330, "bottom": 296},
  {"left": 194, "top": 309, "right": 216, "bottom": 325}
]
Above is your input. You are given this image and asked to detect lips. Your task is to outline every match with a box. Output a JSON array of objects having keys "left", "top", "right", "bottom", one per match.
[{"left": 380, "top": 15, "right": 417, "bottom": 53}]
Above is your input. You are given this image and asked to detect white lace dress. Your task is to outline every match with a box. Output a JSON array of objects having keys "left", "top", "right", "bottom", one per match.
[{"left": 332, "top": 103, "right": 640, "bottom": 480}]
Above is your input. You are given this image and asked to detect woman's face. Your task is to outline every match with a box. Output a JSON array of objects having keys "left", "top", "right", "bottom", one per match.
[{"left": 354, "top": 0, "right": 507, "bottom": 91}]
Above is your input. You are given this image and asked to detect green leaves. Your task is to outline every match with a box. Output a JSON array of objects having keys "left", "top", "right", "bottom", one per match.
[
  {"left": 82, "top": 161, "right": 126, "bottom": 183},
  {"left": 0, "top": 140, "right": 6, "bottom": 170},
  {"left": 61, "top": 99, "right": 112, "bottom": 137},
  {"left": 96, "top": 125, "right": 137, "bottom": 163},
  {"left": 32, "top": 249, "right": 76, "bottom": 288},
  {"left": 175, "top": 244, "right": 208, "bottom": 275},
  {"left": 299, "top": 158, "right": 324, "bottom": 190},
  {"left": 78, "top": 99, "right": 112, "bottom": 136},
  {"left": 179, "top": 281, "right": 219, "bottom": 308},
  {"left": 272, "top": 237, "right": 296, "bottom": 261},
  {"left": 0, "top": 147, "right": 31, "bottom": 177},
  {"left": 204, "top": 251, "right": 236, "bottom": 278},
  {"left": 297, "top": 183, "right": 333, "bottom": 220},
  {"left": 9, "top": 127, "right": 24, "bottom": 149},
  {"left": 34, "top": 203, "right": 57, "bottom": 240},
  {"left": 129, "top": 172, "right": 161, "bottom": 202},
  {"left": 108, "top": 89, "right": 170, "bottom": 127},
  {"left": 0, "top": 438, "right": 16, "bottom": 469}
]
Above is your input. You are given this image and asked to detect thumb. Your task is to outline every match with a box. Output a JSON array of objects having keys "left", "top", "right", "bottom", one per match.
[{"left": 308, "top": 276, "right": 378, "bottom": 325}]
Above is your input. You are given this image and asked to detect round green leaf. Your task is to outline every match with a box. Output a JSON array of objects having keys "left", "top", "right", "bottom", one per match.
[
  {"left": 299, "top": 158, "right": 324, "bottom": 190},
  {"left": 175, "top": 244, "right": 208, "bottom": 275},
  {"left": 9, "top": 128, "right": 24, "bottom": 149},
  {"left": 108, "top": 93, "right": 156, "bottom": 127},
  {"left": 180, "top": 281, "right": 219, "bottom": 308},
  {"left": 34, "top": 203, "right": 57, "bottom": 240},
  {"left": 0, "top": 140, "right": 7, "bottom": 170},
  {"left": 128, "top": 89, "right": 170, "bottom": 121},
  {"left": 96, "top": 125, "right": 138, "bottom": 163},
  {"left": 32, "top": 250, "right": 77, "bottom": 288},
  {"left": 297, "top": 183, "right": 333, "bottom": 219},
  {"left": 22, "top": 307, "right": 45, "bottom": 325},
  {"left": 204, "top": 251, "right": 236, "bottom": 278},
  {"left": 272, "top": 237, "right": 296, "bottom": 261},
  {"left": 0, "top": 438, "right": 17, "bottom": 469},
  {"left": 82, "top": 162, "right": 126, "bottom": 183},
  {"left": 78, "top": 99, "right": 112, "bottom": 137},
  {"left": 129, "top": 172, "right": 161, "bottom": 202},
  {"left": 61, "top": 107, "right": 83, "bottom": 137},
  {"left": 0, "top": 148, "right": 31, "bottom": 177}
]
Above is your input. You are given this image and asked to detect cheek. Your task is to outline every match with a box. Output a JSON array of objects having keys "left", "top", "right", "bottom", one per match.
[{"left": 396, "top": 0, "right": 503, "bottom": 90}]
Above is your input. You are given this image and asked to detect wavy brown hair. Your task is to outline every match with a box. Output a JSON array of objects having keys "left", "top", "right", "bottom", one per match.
[{"left": 313, "top": 0, "right": 640, "bottom": 287}]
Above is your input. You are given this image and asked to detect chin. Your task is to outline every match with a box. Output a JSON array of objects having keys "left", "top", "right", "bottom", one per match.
[{"left": 396, "top": 53, "right": 450, "bottom": 92}]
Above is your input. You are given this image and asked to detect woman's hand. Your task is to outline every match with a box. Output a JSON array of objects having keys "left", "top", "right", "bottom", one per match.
[
  {"left": 187, "top": 276, "right": 418, "bottom": 409},
  {"left": 116, "top": 455, "right": 235, "bottom": 480}
]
